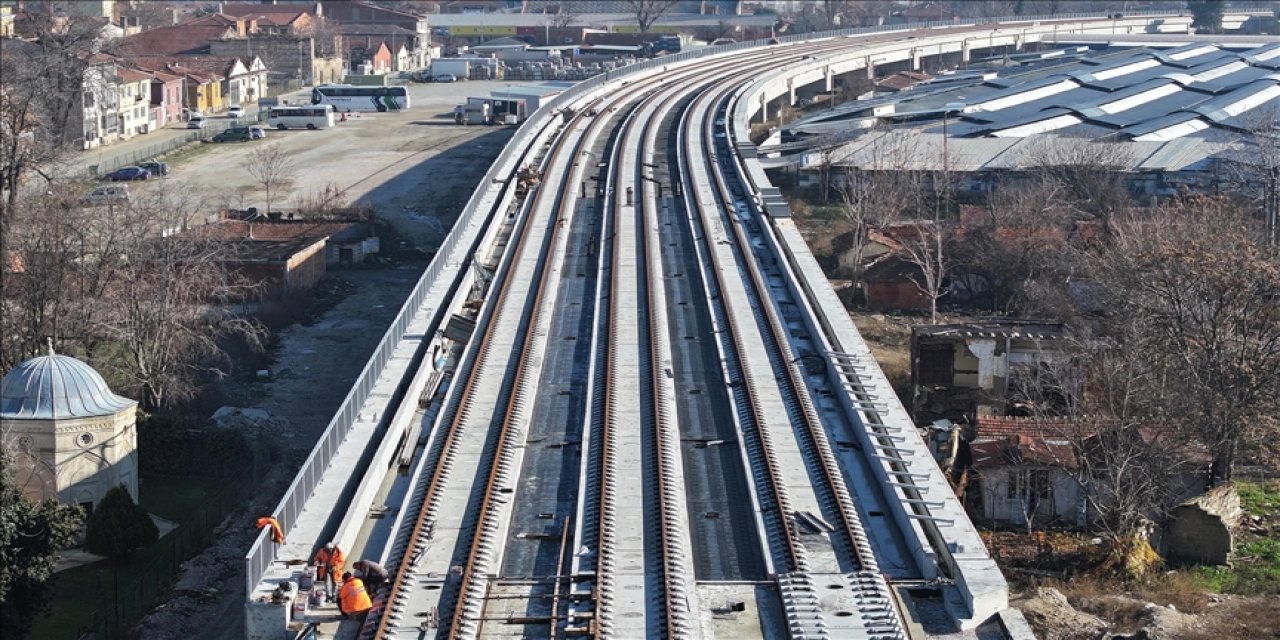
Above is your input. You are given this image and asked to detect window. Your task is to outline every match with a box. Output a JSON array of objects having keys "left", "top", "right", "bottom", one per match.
[{"left": 916, "top": 344, "right": 953, "bottom": 385}]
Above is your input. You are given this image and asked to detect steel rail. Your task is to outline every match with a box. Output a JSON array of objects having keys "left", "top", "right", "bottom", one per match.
[{"left": 371, "top": 101, "right": 596, "bottom": 640}]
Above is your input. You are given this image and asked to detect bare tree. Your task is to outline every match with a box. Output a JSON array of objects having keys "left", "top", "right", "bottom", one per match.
[
  {"left": 1018, "top": 137, "right": 1136, "bottom": 235},
  {"left": 1096, "top": 203, "right": 1280, "bottom": 485},
  {"left": 0, "top": 12, "right": 116, "bottom": 366},
  {"left": 245, "top": 143, "right": 297, "bottom": 216},
  {"left": 1014, "top": 339, "right": 1202, "bottom": 540},
  {"left": 547, "top": 4, "right": 579, "bottom": 29},
  {"left": 94, "top": 231, "right": 264, "bottom": 410},
  {"left": 1216, "top": 104, "right": 1280, "bottom": 246},
  {"left": 950, "top": 178, "right": 1074, "bottom": 313},
  {"left": 627, "top": 0, "right": 679, "bottom": 33}
]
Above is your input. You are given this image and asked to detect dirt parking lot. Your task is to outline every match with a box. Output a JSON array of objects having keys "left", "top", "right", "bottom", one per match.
[{"left": 137, "top": 80, "right": 526, "bottom": 247}]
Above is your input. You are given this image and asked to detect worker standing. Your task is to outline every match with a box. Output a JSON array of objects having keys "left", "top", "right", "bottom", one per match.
[
  {"left": 352, "top": 559, "right": 389, "bottom": 596},
  {"left": 313, "top": 542, "right": 345, "bottom": 595},
  {"left": 337, "top": 572, "right": 373, "bottom": 623}
]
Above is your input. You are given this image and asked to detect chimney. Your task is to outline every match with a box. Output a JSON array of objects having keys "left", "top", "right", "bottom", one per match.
[{"left": 247, "top": 222, "right": 254, "bottom": 239}]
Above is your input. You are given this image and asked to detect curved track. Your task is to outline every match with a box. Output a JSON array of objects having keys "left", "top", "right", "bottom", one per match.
[{"left": 295, "top": 13, "right": 1187, "bottom": 640}]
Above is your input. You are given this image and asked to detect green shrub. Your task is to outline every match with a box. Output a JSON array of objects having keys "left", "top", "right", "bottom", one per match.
[{"left": 84, "top": 486, "right": 158, "bottom": 560}]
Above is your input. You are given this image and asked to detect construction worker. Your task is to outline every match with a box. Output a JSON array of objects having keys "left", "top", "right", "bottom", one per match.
[
  {"left": 313, "top": 542, "right": 345, "bottom": 594},
  {"left": 337, "top": 572, "right": 373, "bottom": 623},
  {"left": 352, "top": 559, "right": 388, "bottom": 596}
]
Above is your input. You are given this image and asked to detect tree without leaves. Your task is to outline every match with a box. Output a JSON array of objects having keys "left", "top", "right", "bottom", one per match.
[
  {"left": 0, "top": 451, "right": 84, "bottom": 637},
  {"left": 627, "top": 0, "right": 679, "bottom": 34},
  {"left": 547, "top": 4, "right": 579, "bottom": 29},
  {"left": 83, "top": 485, "right": 158, "bottom": 560},
  {"left": 1091, "top": 201, "right": 1280, "bottom": 485},
  {"left": 1215, "top": 104, "right": 1280, "bottom": 246},
  {"left": 1010, "top": 339, "right": 1204, "bottom": 539},
  {"left": 93, "top": 228, "right": 266, "bottom": 411},
  {"left": 1018, "top": 137, "right": 1136, "bottom": 235},
  {"left": 0, "top": 12, "right": 115, "bottom": 368},
  {"left": 245, "top": 143, "right": 297, "bottom": 217}
]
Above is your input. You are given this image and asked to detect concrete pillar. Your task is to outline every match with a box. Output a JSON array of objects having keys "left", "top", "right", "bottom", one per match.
[
  {"left": 823, "top": 65, "right": 833, "bottom": 92},
  {"left": 787, "top": 79, "right": 796, "bottom": 106},
  {"left": 961, "top": 39, "right": 971, "bottom": 63},
  {"left": 911, "top": 47, "right": 921, "bottom": 71},
  {"left": 758, "top": 92, "right": 769, "bottom": 123},
  {"left": 865, "top": 55, "right": 875, "bottom": 79}
]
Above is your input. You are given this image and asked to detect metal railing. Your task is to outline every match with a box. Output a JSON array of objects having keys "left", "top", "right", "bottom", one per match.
[{"left": 242, "top": 7, "right": 1185, "bottom": 600}]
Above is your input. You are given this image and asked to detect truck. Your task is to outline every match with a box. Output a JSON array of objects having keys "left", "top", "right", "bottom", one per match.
[
  {"left": 454, "top": 102, "right": 490, "bottom": 125},
  {"left": 467, "top": 97, "right": 527, "bottom": 125},
  {"left": 431, "top": 59, "right": 471, "bottom": 80}
]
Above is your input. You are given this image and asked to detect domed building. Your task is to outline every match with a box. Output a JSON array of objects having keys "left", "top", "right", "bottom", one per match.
[{"left": 1, "top": 348, "right": 139, "bottom": 514}]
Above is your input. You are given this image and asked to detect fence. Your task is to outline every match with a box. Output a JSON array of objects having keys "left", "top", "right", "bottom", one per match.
[
  {"left": 76, "top": 121, "right": 251, "bottom": 180},
  {"left": 77, "top": 462, "right": 264, "bottom": 640},
  {"left": 241, "top": 8, "right": 1189, "bottom": 597}
]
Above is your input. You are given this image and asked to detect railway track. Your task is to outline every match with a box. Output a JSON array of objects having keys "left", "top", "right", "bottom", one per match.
[
  {"left": 369, "top": 39, "right": 917, "bottom": 639},
  {"left": 351, "top": 15, "right": 1153, "bottom": 639}
]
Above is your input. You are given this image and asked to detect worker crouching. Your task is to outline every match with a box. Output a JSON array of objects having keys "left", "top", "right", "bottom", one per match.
[{"left": 338, "top": 572, "right": 373, "bottom": 624}]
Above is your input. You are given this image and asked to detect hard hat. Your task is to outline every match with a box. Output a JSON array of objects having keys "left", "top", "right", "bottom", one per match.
[{"left": 325, "top": 542, "right": 335, "bottom": 550}]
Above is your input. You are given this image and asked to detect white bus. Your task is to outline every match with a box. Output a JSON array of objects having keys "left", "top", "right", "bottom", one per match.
[
  {"left": 267, "top": 105, "right": 335, "bottom": 130},
  {"left": 311, "top": 84, "right": 411, "bottom": 112}
]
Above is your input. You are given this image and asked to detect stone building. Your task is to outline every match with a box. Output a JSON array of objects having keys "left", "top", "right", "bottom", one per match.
[{"left": 0, "top": 349, "right": 139, "bottom": 514}]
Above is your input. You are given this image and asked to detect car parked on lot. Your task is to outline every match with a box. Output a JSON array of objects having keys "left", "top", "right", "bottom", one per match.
[
  {"left": 212, "top": 126, "right": 258, "bottom": 143},
  {"left": 432, "top": 73, "right": 457, "bottom": 83},
  {"left": 105, "top": 166, "right": 150, "bottom": 181},
  {"left": 248, "top": 126, "right": 266, "bottom": 139},
  {"left": 81, "top": 185, "right": 130, "bottom": 205},
  {"left": 227, "top": 105, "right": 245, "bottom": 118},
  {"left": 137, "top": 161, "right": 170, "bottom": 176},
  {"left": 187, "top": 115, "right": 206, "bottom": 129}
]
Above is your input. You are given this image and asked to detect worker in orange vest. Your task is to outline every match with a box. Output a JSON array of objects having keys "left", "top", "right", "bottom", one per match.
[
  {"left": 337, "top": 572, "right": 373, "bottom": 623},
  {"left": 313, "top": 542, "right": 345, "bottom": 594},
  {"left": 255, "top": 517, "right": 284, "bottom": 544}
]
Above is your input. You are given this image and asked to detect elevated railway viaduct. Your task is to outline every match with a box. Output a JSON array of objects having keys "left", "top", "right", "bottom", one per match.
[{"left": 243, "top": 11, "right": 1198, "bottom": 640}]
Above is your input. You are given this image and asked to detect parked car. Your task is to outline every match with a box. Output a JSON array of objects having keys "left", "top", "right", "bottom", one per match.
[
  {"left": 187, "top": 115, "right": 207, "bottom": 129},
  {"left": 248, "top": 126, "right": 267, "bottom": 140},
  {"left": 105, "top": 166, "right": 150, "bottom": 181},
  {"left": 212, "top": 126, "right": 258, "bottom": 143},
  {"left": 227, "top": 105, "right": 245, "bottom": 118},
  {"left": 137, "top": 161, "right": 170, "bottom": 176},
  {"left": 432, "top": 73, "right": 457, "bottom": 83},
  {"left": 81, "top": 185, "right": 130, "bottom": 205}
]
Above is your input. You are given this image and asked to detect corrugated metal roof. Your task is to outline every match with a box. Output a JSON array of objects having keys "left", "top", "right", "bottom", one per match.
[{"left": 1, "top": 354, "right": 135, "bottom": 420}]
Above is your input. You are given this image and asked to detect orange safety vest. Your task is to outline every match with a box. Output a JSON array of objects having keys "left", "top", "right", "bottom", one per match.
[
  {"left": 339, "top": 577, "right": 372, "bottom": 614},
  {"left": 313, "top": 546, "right": 346, "bottom": 579},
  {"left": 255, "top": 517, "right": 284, "bottom": 543}
]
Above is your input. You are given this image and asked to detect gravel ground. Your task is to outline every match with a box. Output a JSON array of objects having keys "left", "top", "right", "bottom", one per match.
[{"left": 128, "top": 80, "right": 528, "bottom": 640}]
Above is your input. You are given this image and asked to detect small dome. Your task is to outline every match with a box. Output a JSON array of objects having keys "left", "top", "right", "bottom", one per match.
[{"left": 1, "top": 354, "right": 135, "bottom": 420}]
